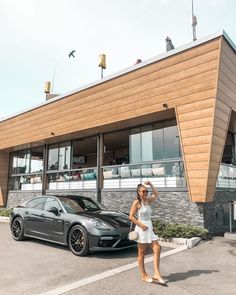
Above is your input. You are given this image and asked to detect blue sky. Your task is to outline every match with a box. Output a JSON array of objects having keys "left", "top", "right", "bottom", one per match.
[{"left": 0, "top": 0, "right": 235, "bottom": 119}]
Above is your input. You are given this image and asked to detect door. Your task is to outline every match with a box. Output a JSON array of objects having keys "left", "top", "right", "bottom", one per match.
[{"left": 42, "top": 197, "right": 65, "bottom": 243}]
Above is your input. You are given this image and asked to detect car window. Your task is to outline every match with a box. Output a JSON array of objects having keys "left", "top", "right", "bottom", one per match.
[
  {"left": 60, "top": 198, "right": 83, "bottom": 214},
  {"left": 27, "top": 198, "right": 45, "bottom": 210},
  {"left": 45, "top": 198, "right": 62, "bottom": 212},
  {"left": 82, "top": 199, "right": 100, "bottom": 211}
]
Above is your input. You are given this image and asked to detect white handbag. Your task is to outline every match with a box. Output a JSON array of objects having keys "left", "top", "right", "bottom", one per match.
[
  {"left": 128, "top": 230, "right": 138, "bottom": 241},
  {"left": 128, "top": 222, "right": 138, "bottom": 241}
]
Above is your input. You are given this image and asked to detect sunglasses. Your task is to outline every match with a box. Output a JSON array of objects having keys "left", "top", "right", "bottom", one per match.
[{"left": 141, "top": 190, "right": 148, "bottom": 194}]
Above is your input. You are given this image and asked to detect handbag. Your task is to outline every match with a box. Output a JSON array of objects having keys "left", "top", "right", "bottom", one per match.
[{"left": 128, "top": 222, "right": 138, "bottom": 241}]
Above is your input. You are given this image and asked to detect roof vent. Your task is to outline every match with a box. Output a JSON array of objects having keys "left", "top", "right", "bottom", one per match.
[{"left": 165, "top": 36, "right": 175, "bottom": 51}]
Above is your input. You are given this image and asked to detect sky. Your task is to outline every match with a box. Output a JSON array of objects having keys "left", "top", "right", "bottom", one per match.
[{"left": 0, "top": 0, "right": 235, "bottom": 119}]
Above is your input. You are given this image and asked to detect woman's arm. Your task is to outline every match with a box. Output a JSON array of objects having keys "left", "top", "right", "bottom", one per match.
[
  {"left": 145, "top": 181, "right": 159, "bottom": 204},
  {"left": 129, "top": 200, "right": 148, "bottom": 231}
]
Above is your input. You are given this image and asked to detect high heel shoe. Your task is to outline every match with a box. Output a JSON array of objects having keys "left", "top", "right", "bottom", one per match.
[
  {"left": 142, "top": 277, "right": 153, "bottom": 283},
  {"left": 152, "top": 277, "right": 168, "bottom": 286}
]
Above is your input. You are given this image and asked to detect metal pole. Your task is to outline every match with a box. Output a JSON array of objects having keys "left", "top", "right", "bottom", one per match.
[
  {"left": 96, "top": 133, "right": 104, "bottom": 203},
  {"left": 229, "top": 201, "right": 232, "bottom": 233},
  {"left": 42, "top": 144, "right": 48, "bottom": 195}
]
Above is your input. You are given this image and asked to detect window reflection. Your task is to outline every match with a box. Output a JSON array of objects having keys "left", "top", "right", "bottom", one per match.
[
  {"left": 130, "top": 120, "right": 181, "bottom": 163},
  {"left": 48, "top": 142, "right": 71, "bottom": 171}
]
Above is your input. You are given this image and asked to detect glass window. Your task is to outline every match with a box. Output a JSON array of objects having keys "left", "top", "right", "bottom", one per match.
[
  {"left": 59, "top": 142, "right": 71, "bottom": 170},
  {"left": 12, "top": 150, "right": 31, "bottom": 174},
  {"left": 72, "top": 137, "right": 97, "bottom": 169},
  {"left": 104, "top": 130, "right": 129, "bottom": 165},
  {"left": 45, "top": 197, "right": 62, "bottom": 211},
  {"left": 222, "top": 132, "right": 234, "bottom": 164},
  {"left": 31, "top": 147, "right": 43, "bottom": 173},
  {"left": 27, "top": 198, "right": 45, "bottom": 210},
  {"left": 141, "top": 125, "right": 153, "bottom": 161},
  {"left": 130, "top": 128, "right": 141, "bottom": 163},
  {"left": 152, "top": 123, "right": 164, "bottom": 160},
  {"left": 164, "top": 123, "right": 181, "bottom": 158},
  {"left": 48, "top": 144, "right": 59, "bottom": 170},
  {"left": 11, "top": 154, "right": 18, "bottom": 174}
]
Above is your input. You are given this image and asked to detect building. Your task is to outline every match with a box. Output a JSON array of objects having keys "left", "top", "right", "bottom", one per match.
[{"left": 0, "top": 31, "right": 236, "bottom": 233}]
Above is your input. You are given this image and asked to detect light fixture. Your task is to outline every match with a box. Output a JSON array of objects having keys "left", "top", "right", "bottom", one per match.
[
  {"left": 162, "top": 103, "right": 168, "bottom": 109},
  {"left": 51, "top": 132, "right": 55, "bottom": 136}
]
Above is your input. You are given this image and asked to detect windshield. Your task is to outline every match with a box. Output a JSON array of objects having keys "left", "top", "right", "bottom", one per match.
[{"left": 58, "top": 196, "right": 105, "bottom": 214}]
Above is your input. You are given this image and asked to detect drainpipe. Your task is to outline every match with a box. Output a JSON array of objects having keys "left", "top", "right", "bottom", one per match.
[
  {"left": 96, "top": 133, "right": 104, "bottom": 203},
  {"left": 229, "top": 201, "right": 233, "bottom": 233}
]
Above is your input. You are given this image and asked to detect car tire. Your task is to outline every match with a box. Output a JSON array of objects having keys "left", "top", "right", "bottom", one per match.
[
  {"left": 68, "top": 225, "right": 89, "bottom": 256},
  {"left": 11, "top": 217, "right": 25, "bottom": 241}
]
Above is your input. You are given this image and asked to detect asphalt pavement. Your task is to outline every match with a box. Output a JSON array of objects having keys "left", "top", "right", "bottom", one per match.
[{"left": 1, "top": 219, "right": 236, "bottom": 295}]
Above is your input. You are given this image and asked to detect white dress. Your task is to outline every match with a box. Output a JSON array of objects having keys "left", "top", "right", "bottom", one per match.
[{"left": 135, "top": 202, "right": 158, "bottom": 244}]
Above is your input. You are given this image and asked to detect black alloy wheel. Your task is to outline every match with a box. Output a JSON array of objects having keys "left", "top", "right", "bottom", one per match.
[
  {"left": 11, "top": 217, "right": 25, "bottom": 241},
  {"left": 68, "top": 225, "right": 89, "bottom": 256}
]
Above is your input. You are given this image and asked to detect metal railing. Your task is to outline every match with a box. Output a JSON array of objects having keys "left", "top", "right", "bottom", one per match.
[
  {"left": 10, "top": 160, "right": 186, "bottom": 191},
  {"left": 102, "top": 160, "right": 186, "bottom": 189}
]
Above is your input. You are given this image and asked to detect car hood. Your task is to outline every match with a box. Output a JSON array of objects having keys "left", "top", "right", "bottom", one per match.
[{"left": 78, "top": 210, "right": 131, "bottom": 228}]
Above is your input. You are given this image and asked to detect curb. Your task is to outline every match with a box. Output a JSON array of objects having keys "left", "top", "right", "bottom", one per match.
[
  {"left": 224, "top": 232, "right": 236, "bottom": 241},
  {"left": 0, "top": 216, "right": 9, "bottom": 223},
  {"left": 172, "top": 237, "right": 201, "bottom": 248},
  {"left": 159, "top": 237, "right": 201, "bottom": 249}
]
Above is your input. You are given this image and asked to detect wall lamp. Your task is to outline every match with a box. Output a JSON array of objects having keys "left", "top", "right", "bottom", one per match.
[{"left": 162, "top": 103, "right": 168, "bottom": 109}]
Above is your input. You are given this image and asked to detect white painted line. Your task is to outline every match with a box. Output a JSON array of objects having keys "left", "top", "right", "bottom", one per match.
[{"left": 38, "top": 245, "right": 188, "bottom": 295}]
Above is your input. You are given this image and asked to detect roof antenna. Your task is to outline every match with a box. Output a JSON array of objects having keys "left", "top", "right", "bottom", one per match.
[{"left": 192, "top": 0, "right": 197, "bottom": 41}]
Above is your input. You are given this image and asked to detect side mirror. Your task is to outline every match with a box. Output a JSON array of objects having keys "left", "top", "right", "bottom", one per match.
[{"left": 48, "top": 207, "right": 59, "bottom": 215}]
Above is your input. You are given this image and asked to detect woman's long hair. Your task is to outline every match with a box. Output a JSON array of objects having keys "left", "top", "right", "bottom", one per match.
[{"left": 136, "top": 183, "right": 144, "bottom": 205}]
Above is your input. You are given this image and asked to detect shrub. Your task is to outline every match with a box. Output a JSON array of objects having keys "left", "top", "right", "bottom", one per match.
[
  {"left": 152, "top": 219, "right": 209, "bottom": 240},
  {"left": 0, "top": 208, "right": 11, "bottom": 217}
]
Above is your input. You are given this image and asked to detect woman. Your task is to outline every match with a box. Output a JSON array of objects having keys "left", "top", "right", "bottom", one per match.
[{"left": 129, "top": 181, "right": 167, "bottom": 285}]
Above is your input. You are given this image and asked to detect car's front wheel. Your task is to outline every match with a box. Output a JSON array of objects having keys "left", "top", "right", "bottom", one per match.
[
  {"left": 11, "top": 217, "right": 25, "bottom": 241},
  {"left": 68, "top": 225, "right": 89, "bottom": 256}
]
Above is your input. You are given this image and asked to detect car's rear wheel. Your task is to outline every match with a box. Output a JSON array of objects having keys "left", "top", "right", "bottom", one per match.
[
  {"left": 68, "top": 225, "right": 89, "bottom": 256},
  {"left": 11, "top": 217, "right": 25, "bottom": 241}
]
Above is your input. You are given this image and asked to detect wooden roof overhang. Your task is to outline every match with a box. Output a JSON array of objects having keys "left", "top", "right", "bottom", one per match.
[{"left": 0, "top": 31, "right": 235, "bottom": 203}]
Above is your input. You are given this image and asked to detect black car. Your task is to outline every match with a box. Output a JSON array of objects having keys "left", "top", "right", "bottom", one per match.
[{"left": 10, "top": 195, "right": 135, "bottom": 256}]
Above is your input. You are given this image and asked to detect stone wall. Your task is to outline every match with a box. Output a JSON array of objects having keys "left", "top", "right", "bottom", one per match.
[
  {"left": 202, "top": 190, "right": 236, "bottom": 234},
  {"left": 7, "top": 189, "right": 236, "bottom": 234},
  {"left": 101, "top": 190, "right": 204, "bottom": 227}
]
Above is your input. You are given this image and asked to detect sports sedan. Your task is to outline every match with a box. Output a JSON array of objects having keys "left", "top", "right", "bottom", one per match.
[{"left": 10, "top": 195, "right": 136, "bottom": 256}]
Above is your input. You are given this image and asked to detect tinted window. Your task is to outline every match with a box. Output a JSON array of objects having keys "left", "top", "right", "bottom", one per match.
[
  {"left": 27, "top": 198, "right": 45, "bottom": 210},
  {"left": 58, "top": 196, "right": 103, "bottom": 214},
  {"left": 45, "top": 198, "right": 62, "bottom": 211}
]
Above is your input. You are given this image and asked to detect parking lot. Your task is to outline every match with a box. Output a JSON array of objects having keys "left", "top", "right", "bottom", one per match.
[
  {"left": 0, "top": 222, "right": 173, "bottom": 294},
  {"left": 1, "top": 221, "right": 236, "bottom": 295}
]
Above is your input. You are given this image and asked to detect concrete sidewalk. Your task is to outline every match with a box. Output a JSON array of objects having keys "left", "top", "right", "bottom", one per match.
[{"left": 61, "top": 237, "right": 236, "bottom": 295}]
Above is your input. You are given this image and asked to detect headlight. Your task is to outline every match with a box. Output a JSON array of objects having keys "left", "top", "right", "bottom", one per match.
[{"left": 89, "top": 219, "right": 111, "bottom": 230}]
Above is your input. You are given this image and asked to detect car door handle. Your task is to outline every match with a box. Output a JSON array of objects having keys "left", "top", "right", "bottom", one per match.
[
  {"left": 25, "top": 211, "right": 29, "bottom": 214},
  {"left": 41, "top": 214, "right": 45, "bottom": 216}
]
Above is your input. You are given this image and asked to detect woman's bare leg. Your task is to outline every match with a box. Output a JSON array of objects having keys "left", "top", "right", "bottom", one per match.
[
  {"left": 151, "top": 241, "right": 162, "bottom": 280},
  {"left": 137, "top": 243, "right": 151, "bottom": 281}
]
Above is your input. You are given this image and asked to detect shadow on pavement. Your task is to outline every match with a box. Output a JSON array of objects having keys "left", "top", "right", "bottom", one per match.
[{"left": 164, "top": 269, "right": 219, "bottom": 283}]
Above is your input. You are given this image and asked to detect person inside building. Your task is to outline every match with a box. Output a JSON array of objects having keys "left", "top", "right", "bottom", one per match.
[{"left": 129, "top": 181, "right": 167, "bottom": 286}]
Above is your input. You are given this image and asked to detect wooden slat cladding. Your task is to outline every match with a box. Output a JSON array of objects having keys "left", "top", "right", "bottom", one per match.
[
  {"left": 206, "top": 101, "right": 231, "bottom": 201},
  {"left": 176, "top": 99, "right": 215, "bottom": 202},
  {"left": 176, "top": 36, "right": 236, "bottom": 202},
  {"left": 0, "top": 66, "right": 218, "bottom": 145},
  {"left": 217, "top": 38, "right": 236, "bottom": 112},
  {"left": 0, "top": 152, "right": 9, "bottom": 206},
  {"left": 0, "top": 39, "right": 220, "bottom": 149},
  {"left": 0, "top": 36, "right": 224, "bottom": 206}
]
